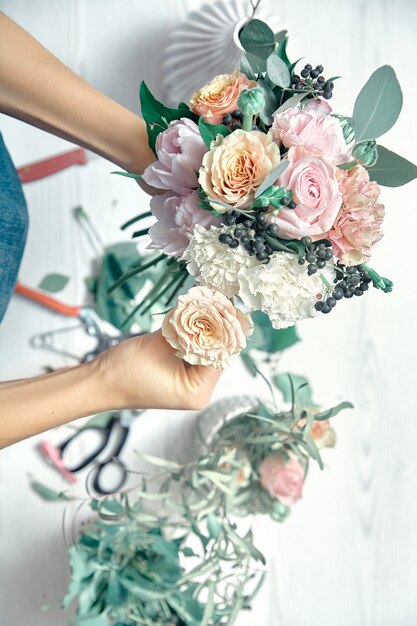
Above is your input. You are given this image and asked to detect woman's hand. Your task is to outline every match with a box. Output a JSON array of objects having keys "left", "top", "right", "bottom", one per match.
[{"left": 96, "top": 330, "right": 222, "bottom": 411}]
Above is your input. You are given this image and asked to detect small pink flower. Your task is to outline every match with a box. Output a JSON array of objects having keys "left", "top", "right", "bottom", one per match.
[
  {"left": 327, "top": 166, "right": 385, "bottom": 265},
  {"left": 162, "top": 286, "right": 253, "bottom": 368},
  {"left": 190, "top": 71, "right": 256, "bottom": 125},
  {"left": 269, "top": 146, "right": 342, "bottom": 239},
  {"left": 259, "top": 455, "right": 304, "bottom": 506},
  {"left": 272, "top": 98, "right": 350, "bottom": 165},
  {"left": 148, "top": 191, "right": 221, "bottom": 258},
  {"left": 310, "top": 419, "right": 336, "bottom": 449},
  {"left": 142, "top": 118, "right": 206, "bottom": 194}
]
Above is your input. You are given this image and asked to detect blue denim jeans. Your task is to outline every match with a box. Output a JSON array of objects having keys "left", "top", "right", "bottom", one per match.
[{"left": 0, "top": 133, "right": 29, "bottom": 322}]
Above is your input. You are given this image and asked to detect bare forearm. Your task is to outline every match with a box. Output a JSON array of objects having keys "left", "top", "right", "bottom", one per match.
[
  {"left": 0, "top": 360, "right": 112, "bottom": 448},
  {"left": 0, "top": 12, "right": 154, "bottom": 174}
]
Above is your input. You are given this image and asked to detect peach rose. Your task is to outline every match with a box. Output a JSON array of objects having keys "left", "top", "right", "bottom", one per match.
[
  {"left": 190, "top": 71, "right": 256, "bottom": 125},
  {"left": 161, "top": 286, "right": 253, "bottom": 368},
  {"left": 199, "top": 130, "right": 281, "bottom": 212},
  {"left": 269, "top": 146, "right": 342, "bottom": 239},
  {"left": 259, "top": 455, "right": 304, "bottom": 506},
  {"left": 327, "top": 165, "right": 384, "bottom": 265},
  {"left": 310, "top": 419, "right": 336, "bottom": 449}
]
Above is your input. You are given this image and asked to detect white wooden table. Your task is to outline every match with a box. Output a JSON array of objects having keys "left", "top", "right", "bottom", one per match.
[{"left": 1, "top": 1, "right": 417, "bottom": 624}]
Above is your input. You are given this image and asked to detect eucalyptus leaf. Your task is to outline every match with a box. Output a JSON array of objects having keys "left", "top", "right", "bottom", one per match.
[
  {"left": 246, "top": 52, "right": 267, "bottom": 74},
  {"left": 256, "top": 78, "right": 278, "bottom": 125},
  {"left": 30, "top": 478, "right": 70, "bottom": 501},
  {"left": 266, "top": 54, "right": 291, "bottom": 88},
  {"left": 38, "top": 273, "right": 70, "bottom": 293},
  {"left": 367, "top": 145, "right": 417, "bottom": 187},
  {"left": 273, "top": 92, "right": 305, "bottom": 115},
  {"left": 239, "top": 19, "right": 276, "bottom": 59},
  {"left": 352, "top": 65, "right": 403, "bottom": 142},
  {"left": 274, "top": 29, "right": 288, "bottom": 44},
  {"left": 255, "top": 160, "right": 289, "bottom": 198},
  {"left": 240, "top": 55, "right": 256, "bottom": 81}
]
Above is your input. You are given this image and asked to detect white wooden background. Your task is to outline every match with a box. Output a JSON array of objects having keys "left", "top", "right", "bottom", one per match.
[{"left": 1, "top": 1, "right": 417, "bottom": 625}]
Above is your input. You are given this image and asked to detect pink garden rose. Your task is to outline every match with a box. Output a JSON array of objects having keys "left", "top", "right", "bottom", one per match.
[
  {"left": 326, "top": 165, "right": 384, "bottom": 265},
  {"left": 142, "top": 118, "right": 206, "bottom": 194},
  {"left": 148, "top": 191, "right": 221, "bottom": 258},
  {"left": 259, "top": 455, "right": 304, "bottom": 506},
  {"left": 162, "top": 286, "right": 253, "bottom": 368},
  {"left": 199, "top": 130, "right": 281, "bottom": 212},
  {"left": 270, "top": 146, "right": 342, "bottom": 239},
  {"left": 190, "top": 71, "right": 256, "bottom": 125},
  {"left": 272, "top": 98, "right": 351, "bottom": 165}
]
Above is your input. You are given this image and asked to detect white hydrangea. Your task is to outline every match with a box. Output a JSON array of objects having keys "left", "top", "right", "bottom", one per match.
[
  {"left": 238, "top": 252, "right": 335, "bottom": 329},
  {"left": 182, "top": 224, "right": 260, "bottom": 298}
]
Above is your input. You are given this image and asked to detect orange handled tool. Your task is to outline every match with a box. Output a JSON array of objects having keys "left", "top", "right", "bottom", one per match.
[{"left": 14, "top": 282, "right": 81, "bottom": 317}]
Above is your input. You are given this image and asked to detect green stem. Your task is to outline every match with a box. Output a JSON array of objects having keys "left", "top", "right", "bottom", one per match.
[
  {"left": 131, "top": 227, "right": 150, "bottom": 239},
  {"left": 141, "top": 272, "right": 184, "bottom": 316},
  {"left": 107, "top": 254, "right": 165, "bottom": 295},
  {"left": 165, "top": 272, "right": 188, "bottom": 306},
  {"left": 242, "top": 114, "right": 254, "bottom": 132},
  {"left": 121, "top": 211, "right": 152, "bottom": 231}
]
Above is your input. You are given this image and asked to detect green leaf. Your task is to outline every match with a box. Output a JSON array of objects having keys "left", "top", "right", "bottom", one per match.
[
  {"left": 274, "top": 29, "right": 288, "bottom": 44},
  {"left": 110, "top": 171, "right": 142, "bottom": 179},
  {"left": 38, "top": 273, "right": 70, "bottom": 293},
  {"left": 120, "top": 574, "right": 168, "bottom": 600},
  {"left": 79, "top": 411, "right": 114, "bottom": 430},
  {"left": 367, "top": 145, "right": 417, "bottom": 187},
  {"left": 246, "top": 52, "right": 267, "bottom": 74},
  {"left": 198, "top": 116, "right": 229, "bottom": 149},
  {"left": 30, "top": 478, "right": 70, "bottom": 501},
  {"left": 250, "top": 311, "right": 299, "bottom": 353},
  {"left": 352, "top": 65, "right": 403, "bottom": 142},
  {"left": 140, "top": 453, "right": 182, "bottom": 470},
  {"left": 273, "top": 372, "right": 315, "bottom": 407},
  {"left": 240, "top": 349, "right": 258, "bottom": 377},
  {"left": 276, "top": 36, "right": 291, "bottom": 67},
  {"left": 266, "top": 54, "right": 291, "bottom": 88},
  {"left": 206, "top": 512, "right": 221, "bottom": 539},
  {"left": 361, "top": 264, "right": 394, "bottom": 292},
  {"left": 139, "top": 81, "right": 197, "bottom": 154},
  {"left": 240, "top": 55, "right": 256, "bottom": 81},
  {"left": 273, "top": 92, "right": 305, "bottom": 115},
  {"left": 256, "top": 78, "right": 278, "bottom": 125},
  {"left": 239, "top": 19, "right": 276, "bottom": 59},
  {"left": 255, "top": 160, "right": 289, "bottom": 198},
  {"left": 72, "top": 614, "right": 110, "bottom": 626},
  {"left": 314, "top": 401, "right": 354, "bottom": 421},
  {"left": 106, "top": 571, "right": 125, "bottom": 607}
]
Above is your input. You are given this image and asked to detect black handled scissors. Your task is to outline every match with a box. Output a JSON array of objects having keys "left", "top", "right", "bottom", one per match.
[{"left": 40, "top": 410, "right": 138, "bottom": 495}]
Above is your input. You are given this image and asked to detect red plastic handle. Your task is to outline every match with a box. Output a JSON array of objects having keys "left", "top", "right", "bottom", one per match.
[
  {"left": 17, "top": 148, "right": 88, "bottom": 183},
  {"left": 14, "top": 282, "right": 81, "bottom": 317}
]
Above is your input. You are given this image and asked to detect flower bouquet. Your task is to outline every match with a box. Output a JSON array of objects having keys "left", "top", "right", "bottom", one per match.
[{"left": 113, "top": 17, "right": 417, "bottom": 367}]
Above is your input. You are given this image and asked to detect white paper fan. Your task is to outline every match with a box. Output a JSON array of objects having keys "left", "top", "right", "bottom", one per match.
[{"left": 161, "top": 0, "right": 283, "bottom": 107}]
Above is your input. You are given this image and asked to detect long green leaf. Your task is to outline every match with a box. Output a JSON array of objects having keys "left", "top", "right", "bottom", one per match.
[{"left": 266, "top": 54, "right": 291, "bottom": 88}]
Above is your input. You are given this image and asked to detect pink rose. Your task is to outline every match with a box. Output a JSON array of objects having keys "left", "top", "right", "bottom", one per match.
[
  {"left": 327, "top": 166, "right": 384, "bottom": 265},
  {"left": 148, "top": 191, "right": 221, "bottom": 258},
  {"left": 259, "top": 455, "right": 304, "bottom": 506},
  {"left": 190, "top": 71, "right": 256, "bottom": 125},
  {"left": 272, "top": 98, "right": 351, "bottom": 165},
  {"left": 269, "top": 146, "right": 342, "bottom": 239},
  {"left": 142, "top": 118, "right": 206, "bottom": 194},
  {"left": 162, "top": 286, "right": 253, "bottom": 368}
]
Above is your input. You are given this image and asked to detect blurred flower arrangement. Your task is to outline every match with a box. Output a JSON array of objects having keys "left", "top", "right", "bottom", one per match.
[
  {"left": 110, "top": 17, "right": 416, "bottom": 369},
  {"left": 33, "top": 374, "right": 351, "bottom": 625}
]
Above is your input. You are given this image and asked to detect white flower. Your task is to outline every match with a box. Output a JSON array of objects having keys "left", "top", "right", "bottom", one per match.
[
  {"left": 237, "top": 252, "right": 335, "bottom": 329},
  {"left": 182, "top": 224, "right": 260, "bottom": 298}
]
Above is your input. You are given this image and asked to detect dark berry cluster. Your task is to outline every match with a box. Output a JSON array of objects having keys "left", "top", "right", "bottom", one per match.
[
  {"left": 218, "top": 211, "right": 281, "bottom": 262},
  {"left": 314, "top": 264, "right": 372, "bottom": 314},
  {"left": 291, "top": 64, "right": 335, "bottom": 100},
  {"left": 222, "top": 109, "right": 245, "bottom": 131},
  {"left": 298, "top": 237, "right": 333, "bottom": 275}
]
